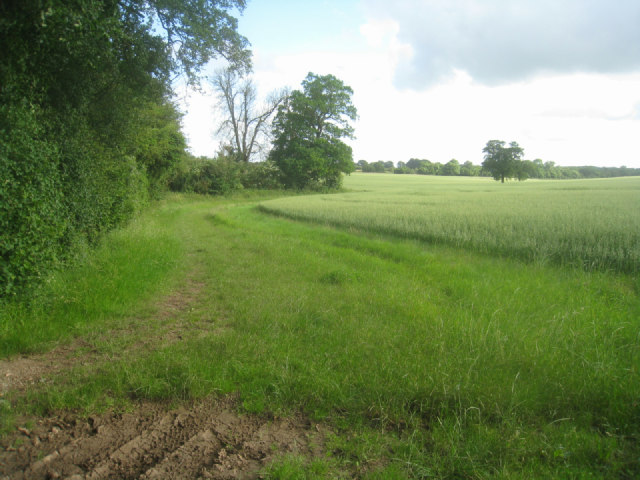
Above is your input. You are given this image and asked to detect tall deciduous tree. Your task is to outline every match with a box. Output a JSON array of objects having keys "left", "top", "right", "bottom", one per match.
[
  {"left": 269, "top": 73, "right": 357, "bottom": 189},
  {"left": 482, "top": 140, "right": 525, "bottom": 183},
  {"left": 212, "top": 68, "right": 287, "bottom": 163}
]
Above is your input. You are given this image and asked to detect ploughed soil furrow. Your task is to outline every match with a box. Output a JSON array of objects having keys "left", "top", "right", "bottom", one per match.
[
  {"left": 0, "top": 397, "right": 325, "bottom": 480},
  {"left": 83, "top": 407, "right": 206, "bottom": 480},
  {"left": 139, "top": 428, "right": 222, "bottom": 480}
]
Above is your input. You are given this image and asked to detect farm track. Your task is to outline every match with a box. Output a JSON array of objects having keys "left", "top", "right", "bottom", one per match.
[
  {"left": 0, "top": 271, "right": 208, "bottom": 397},
  {"left": 0, "top": 270, "right": 328, "bottom": 479}
]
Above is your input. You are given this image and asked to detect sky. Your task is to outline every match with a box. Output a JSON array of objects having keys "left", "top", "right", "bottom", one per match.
[{"left": 179, "top": 0, "right": 640, "bottom": 168}]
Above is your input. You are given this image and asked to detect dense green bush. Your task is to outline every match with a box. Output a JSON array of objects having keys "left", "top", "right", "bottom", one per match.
[
  {"left": 0, "top": 102, "right": 67, "bottom": 296},
  {"left": 127, "top": 101, "right": 188, "bottom": 199},
  {"left": 169, "top": 156, "right": 282, "bottom": 195},
  {"left": 169, "top": 156, "right": 241, "bottom": 195},
  {"left": 241, "top": 161, "right": 282, "bottom": 189},
  {"left": 0, "top": 0, "right": 249, "bottom": 298},
  {"left": 197, "top": 157, "right": 243, "bottom": 195},
  {"left": 0, "top": 100, "right": 153, "bottom": 297},
  {"left": 59, "top": 118, "right": 150, "bottom": 243}
]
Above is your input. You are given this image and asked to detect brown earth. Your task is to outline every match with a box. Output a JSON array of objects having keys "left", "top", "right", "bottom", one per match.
[
  {"left": 0, "top": 340, "right": 100, "bottom": 396},
  {"left": 0, "top": 396, "right": 327, "bottom": 479},
  {"left": 0, "top": 274, "right": 329, "bottom": 479}
]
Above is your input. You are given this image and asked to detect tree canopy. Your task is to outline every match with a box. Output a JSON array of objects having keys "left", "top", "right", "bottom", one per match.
[
  {"left": 482, "top": 140, "right": 525, "bottom": 183},
  {"left": 0, "top": 0, "right": 250, "bottom": 296},
  {"left": 269, "top": 73, "right": 357, "bottom": 189}
]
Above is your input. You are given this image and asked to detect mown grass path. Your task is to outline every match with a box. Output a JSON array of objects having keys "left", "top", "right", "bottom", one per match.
[{"left": 1, "top": 185, "right": 639, "bottom": 478}]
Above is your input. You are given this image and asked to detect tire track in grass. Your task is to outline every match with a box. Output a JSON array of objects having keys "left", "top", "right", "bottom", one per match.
[{"left": 0, "top": 271, "right": 206, "bottom": 397}]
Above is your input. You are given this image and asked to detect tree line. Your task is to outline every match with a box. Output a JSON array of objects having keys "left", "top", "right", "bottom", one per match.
[
  {"left": 1, "top": 0, "right": 251, "bottom": 297},
  {"left": 357, "top": 140, "right": 639, "bottom": 180},
  {"left": 1, "top": 0, "right": 358, "bottom": 298}
]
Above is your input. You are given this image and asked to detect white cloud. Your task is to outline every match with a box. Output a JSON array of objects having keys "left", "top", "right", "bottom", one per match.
[
  {"left": 359, "top": 19, "right": 399, "bottom": 48},
  {"left": 364, "top": 0, "right": 640, "bottom": 88},
  {"left": 176, "top": 83, "right": 216, "bottom": 157}
]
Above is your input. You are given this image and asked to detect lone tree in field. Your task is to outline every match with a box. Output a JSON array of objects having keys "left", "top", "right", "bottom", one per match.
[
  {"left": 269, "top": 73, "right": 357, "bottom": 189},
  {"left": 482, "top": 140, "right": 525, "bottom": 183},
  {"left": 212, "top": 68, "right": 288, "bottom": 163}
]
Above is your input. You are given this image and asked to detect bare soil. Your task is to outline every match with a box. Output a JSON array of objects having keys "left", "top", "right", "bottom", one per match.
[
  {"left": 0, "top": 397, "right": 326, "bottom": 479},
  {"left": 0, "top": 339, "right": 100, "bottom": 395},
  {"left": 0, "top": 274, "right": 329, "bottom": 479}
]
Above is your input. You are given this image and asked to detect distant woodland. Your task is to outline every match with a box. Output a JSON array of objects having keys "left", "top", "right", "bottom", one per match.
[{"left": 358, "top": 158, "right": 640, "bottom": 179}]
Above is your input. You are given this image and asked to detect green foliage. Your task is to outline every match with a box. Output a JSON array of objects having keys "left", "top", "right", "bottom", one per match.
[
  {"left": 170, "top": 155, "right": 243, "bottom": 195},
  {"left": 460, "top": 160, "right": 481, "bottom": 176},
  {"left": 274, "top": 137, "right": 355, "bottom": 189},
  {"left": 270, "top": 73, "right": 357, "bottom": 189},
  {"left": 362, "top": 160, "right": 387, "bottom": 173},
  {"left": 59, "top": 117, "right": 151, "bottom": 243},
  {"left": 399, "top": 158, "right": 443, "bottom": 175},
  {"left": 139, "top": 0, "right": 252, "bottom": 84},
  {"left": 127, "top": 100, "right": 188, "bottom": 197},
  {"left": 482, "top": 139, "right": 525, "bottom": 182},
  {"left": 361, "top": 156, "right": 638, "bottom": 183},
  {"left": 0, "top": 101, "right": 66, "bottom": 296},
  {"left": 241, "top": 161, "right": 282, "bottom": 189},
  {"left": 440, "top": 158, "right": 460, "bottom": 176},
  {"left": 406, "top": 158, "right": 426, "bottom": 170},
  {"left": 393, "top": 166, "right": 412, "bottom": 174},
  {"left": 196, "top": 157, "right": 244, "bottom": 195},
  {"left": 169, "top": 154, "right": 282, "bottom": 195},
  {"left": 0, "top": 0, "right": 249, "bottom": 297}
]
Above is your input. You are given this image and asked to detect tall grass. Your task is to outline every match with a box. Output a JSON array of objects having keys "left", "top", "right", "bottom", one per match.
[
  {"left": 3, "top": 188, "right": 639, "bottom": 477},
  {"left": 0, "top": 201, "right": 185, "bottom": 356},
  {"left": 259, "top": 175, "right": 640, "bottom": 273}
]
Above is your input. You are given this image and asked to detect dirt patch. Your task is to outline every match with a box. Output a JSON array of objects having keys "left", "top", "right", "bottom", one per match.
[
  {"left": 0, "top": 340, "right": 100, "bottom": 395},
  {"left": 0, "top": 396, "right": 327, "bottom": 479},
  {"left": 0, "top": 272, "right": 207, "bottom": 396}
]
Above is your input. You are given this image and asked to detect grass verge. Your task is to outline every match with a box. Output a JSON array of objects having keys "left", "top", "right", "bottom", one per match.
[{"left": 2, "top": 190, "right": 639, "bottom": 478}]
